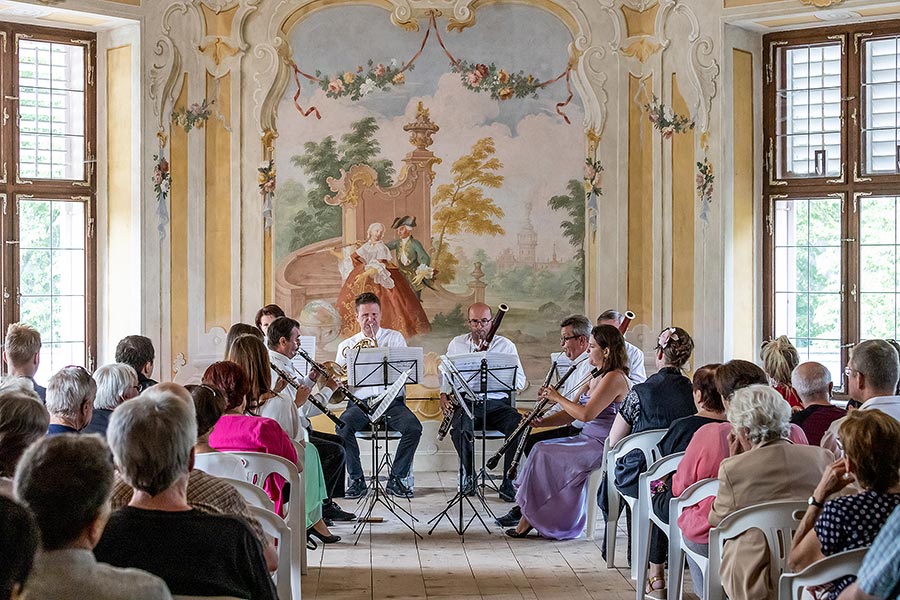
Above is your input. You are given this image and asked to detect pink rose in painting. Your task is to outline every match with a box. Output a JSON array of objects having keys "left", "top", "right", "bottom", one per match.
[
  {"left": 706, "top": 185, "right": 713, "bottom": 197},
  {"left": 375, "top": 63, "right": 386, "bottom": 77},
  {"left": 328, "top": 78, "right": 345, "bottom": 94},
  {"left": 649, "top": 112, "right": 659, "bottom": 124},
  {"left": 153, "top": 170, "right": 162, "bottom": 185},
  {"left": 662, "top": 129, "right": 674, "bottom": 140},
  {"left": 466, "top": 70, "right": 483, "bottom": 86},
  {"left": 160, "top": 158, "right": 169, "bottom": 173},
  {"left": 696, "top": 173, "right": 704, "bottom": 187},
  {"left": 584, "top": 163, "right": 595, "bottom": 180},
  {"left": 592, "top": 172, "right": 602, "bottom": 189}
]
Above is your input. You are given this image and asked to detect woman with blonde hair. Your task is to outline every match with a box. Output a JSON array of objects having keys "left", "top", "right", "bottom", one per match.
[{"left": 760, "top": 335, "right": 801, "bottom": 410}]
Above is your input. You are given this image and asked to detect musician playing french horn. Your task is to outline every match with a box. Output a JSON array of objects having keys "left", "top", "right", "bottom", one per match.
[
  {"left": 266, "top": 315, "right": 356, "bottom": 523},
  {"left": 496, "top": 314, "right": 594, "bottom": 527},
  {"left": 439, "top": 302, "right": 527, "bottom": 502},
  {"left": 336, "top": 292, "right": 422, "bottom": 500}
]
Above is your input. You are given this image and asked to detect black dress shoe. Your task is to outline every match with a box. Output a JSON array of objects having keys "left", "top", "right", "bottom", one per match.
[
  {"left": 499, "top": 479, "right": 516, "bottom": 503},
  {"left": 307, "top": 526, "right": 341, "bottom": 544},
  {"left": 386, "top": 477, "right": 414, "bottom": 498},
  {"left": 496, "top": 505, "right": 522, "bottom": 527},
  {"left": 323, "top": 501, "right": 356, "bottom": 522},
  {"left": 504, "top": 525, "right": 534, "bottom": 538},
  {"left": 344, "top": 478, "right": 368, "bottom": 500}
]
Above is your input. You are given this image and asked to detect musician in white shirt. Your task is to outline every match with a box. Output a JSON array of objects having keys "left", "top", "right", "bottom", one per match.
[
  {"left": 335, "top": 292, "right": 422, "bottom": 499},
  {"left": 496, "top": 314, "right": 593, "bottom": 527},
  {"left": 266, "top": 316, "right": 354, "bottom": 522},
  {"left": 439, "top": 303, "right": 527, "bottom": 502},
  {"left": 598, "top": 310, "right": 646, "bottom": 385}
]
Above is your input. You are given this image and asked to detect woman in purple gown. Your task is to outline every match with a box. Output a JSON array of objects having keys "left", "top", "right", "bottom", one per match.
[{"left": 508, "top": 324, "right": 632, "bottom": 539}]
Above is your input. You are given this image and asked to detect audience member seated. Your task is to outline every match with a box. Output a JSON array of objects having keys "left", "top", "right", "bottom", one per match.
[
  {"left": 646, "top": 363, "right": 727, "bottom": 597},
  {"left": 3, "top": 323, "right": 46, "bottom": 402},
  {"left": 836, "top": 504, "right": 900, "bottom": 600},
  {"left": 255, "top": 304, "right": 285, "bottom": 337},
  {"left": 0, "top": 379, "right": 48, "bottom": 498},
  {"left": 203, "top": 360, "right": 338, "bottom": 546},
  {"left": 823, "top": 339, "right": 900, "bottom": 456},
  {"left": 114, "top": 336, "right": 158, "bottom": 393},
  {"left": 185, "top": 383, "right": 245, "bottom": 479},
  {"left": 108, "top": 382, "right": 279, "bottom": 572},
  {"left": 709, "top": 385, "right": 833, "bottom": 600},
  {"left": 83, "top": 364, "right": 140, "bottom": 437},
  {"left": 760, "top": 335, "right": 802, "bottom": 410},
  {"left": 45, "top": 367, "right": 96, "bottom": 435},
  {"left": 93, "top": 391, "right": 277, "bottom": 600},
  {"left": 789, "top": 410, "right": 900, "bottom": 599},
  {"left": 790, "top": 362, "right": 846, "bottom": 446},
  {"left": 225, "top": 323, "right": 264, "bottom": 359},
  {"left": 671, "top": 360, "right": 808, "bottom": 594},
  {"left": 0, "top": 496, "right": 38, "bottom": 600},
  {"left": 15, "top": 434, "right": 172, "bottom": 599}
]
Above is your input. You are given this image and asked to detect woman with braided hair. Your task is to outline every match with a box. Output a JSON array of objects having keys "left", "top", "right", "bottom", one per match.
[{"left": 760, "top": 335, "right": 802, "bottom": 410}]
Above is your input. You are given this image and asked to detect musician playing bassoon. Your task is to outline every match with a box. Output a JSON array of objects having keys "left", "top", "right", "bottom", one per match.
[
  {"left": 506, "top": 325, "right": 630, "bottom": 540},
  {"left": 439, "top": 303, "right": 527, "bottom": 502},
  {"left": 496, "top": 314, "right": 594, "bottom": 527}
]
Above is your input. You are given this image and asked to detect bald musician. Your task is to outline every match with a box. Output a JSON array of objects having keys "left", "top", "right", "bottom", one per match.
[{"left": 439, "top": 303, "right": 527, "bottom": 502}]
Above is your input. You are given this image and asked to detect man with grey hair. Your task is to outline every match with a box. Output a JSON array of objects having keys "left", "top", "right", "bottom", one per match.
[
  {"left": 94, "top": 391, "right": 276, "bottom": 599},
  {"left": 84, "top": 364, "right": 139, "bottom": 437},
  {"left": 597, "top": 310, "right": 647, "bottom": 384},
  {"left": 14, "top": 435, "right": 171, "bottom": 599},
  {"left": 46, "top": 366, "right": 96, "bottom": 435},
  {"left": 790, "top": 362, "right": 846, "bottom": 446}
]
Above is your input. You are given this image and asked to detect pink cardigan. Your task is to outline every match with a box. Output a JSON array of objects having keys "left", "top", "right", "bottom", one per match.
[
  {"left": 673, "top": 421, "right": 809, "bottom": 544},
  {"left": 208, "top": 414, "right": 298, "bottom": 516}
]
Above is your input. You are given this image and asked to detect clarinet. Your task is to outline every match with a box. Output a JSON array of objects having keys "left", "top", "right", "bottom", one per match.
[
  {"left": 436, "top": 392, "right": 458, "bottom": 441},
  {"left": 270, "top": 362, "right": 345, "bottom": 429},
  {"left": 293, "top": 348, "right": 373, "bottom": 415},
  {"left": 503, "top": 362, "right": 557, "bottom": 480}
]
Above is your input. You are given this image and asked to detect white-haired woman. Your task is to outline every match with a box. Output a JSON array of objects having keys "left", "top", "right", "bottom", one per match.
[
  {"left": 46, "top": 367, "right": 96, "bottom": 435},
  {"left": 709, "top": 385, "right": 833, "bottom": 600},
  {"left": 84, "top": 364, "right": 139, "bottom": 437}
]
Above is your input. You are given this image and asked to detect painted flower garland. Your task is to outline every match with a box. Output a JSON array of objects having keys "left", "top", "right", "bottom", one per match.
[
  {"left": 152, "top": 151, "right": 171, "bottom": 239},
  {"left": 258, "top": 159, "right": 276, "bottom": 230},
  {"left": 584, "top": 157, "right": 603, "bottom": 238},
  {"left": 319, "top": 59, "right": 408, "bottom": 100},
  {"left": 451, "top": 60, "right": 543, "bottom": 101},
  {"left": 172, "top": 99, "right": 215, "bottom": 132},
  {"left": 644, "top": 94, "right": 695, "bottom": 138}
]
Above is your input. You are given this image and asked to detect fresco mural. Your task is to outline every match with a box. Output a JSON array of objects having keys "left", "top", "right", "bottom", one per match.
[{"left": 273, "top": 5, "right": 587, "bottom": 392}]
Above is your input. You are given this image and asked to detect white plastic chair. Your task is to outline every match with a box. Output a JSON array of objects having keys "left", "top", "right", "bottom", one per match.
[
  {"left": 225, "top": 451, "right": 305, "bottom": 600},
  {"left": 193, "top": 452, "right": 248, "bottom": 480},
  {"left": 635, "top": 452, "right": 685, "bottom": 600},
  {"left": 605, "top": 428, "right": 667, "bottom": 578},
  {"left": 219, "top": 476, "right": 276, "bottom": 512},
  {"left": 778, "top": 547, "right": 868, "bottom": 600},
  {"left": 249, "top": 505, "right": 295, "bottom": 600},
  {"left": 706, "top": 500, "right": 807, "bottom": 600},
  {"left": 668, "top": 477, "right": 719, "bottom": 600},
  {"left": 584, "top": 467, "right": 605, "bottom": 540}
]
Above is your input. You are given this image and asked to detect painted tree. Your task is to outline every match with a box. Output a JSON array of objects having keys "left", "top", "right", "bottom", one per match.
[
  {"left": 290, "top": 117, "right": 394, "bottom": 250},
  {"left": 548, "top": 178, "right": 586, "bottom": 302},
  {"left": 431, "top": 137, "right": 505, "bottom": 281}
]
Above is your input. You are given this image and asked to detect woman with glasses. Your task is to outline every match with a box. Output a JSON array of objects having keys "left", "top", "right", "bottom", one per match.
[{"left": 84, "top": 364, "right": 140, "bottom": 437}]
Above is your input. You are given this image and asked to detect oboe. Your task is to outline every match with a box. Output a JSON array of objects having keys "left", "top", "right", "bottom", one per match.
[
  {"left": 293, "top": 348, "right": 373, "bottom": 415},
  {"left": 503, "top": 361, "right": 557, "bottom": 479},
  {"left": 271, "top": 362, "right": 345, "bottom": 429}
]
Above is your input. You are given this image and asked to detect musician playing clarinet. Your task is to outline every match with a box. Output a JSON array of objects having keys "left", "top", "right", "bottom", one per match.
[{"left": 440, "top": 302, "right": 527, "bottom": 502}]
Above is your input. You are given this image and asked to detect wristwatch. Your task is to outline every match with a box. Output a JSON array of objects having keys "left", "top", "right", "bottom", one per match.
[{"left": 807, "top": 495, "right": 824, "bottom": 508}]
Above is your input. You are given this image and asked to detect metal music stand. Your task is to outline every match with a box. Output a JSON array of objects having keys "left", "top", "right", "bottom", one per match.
[
  {"left": 427, "top": 357, "right": 493, "bottom": 539},
  {"left": 347, "top": 348, "right": 423, "bottom": 542}
]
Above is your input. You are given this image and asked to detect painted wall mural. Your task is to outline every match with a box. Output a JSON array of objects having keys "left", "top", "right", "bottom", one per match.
[{"left": 273, "top": 5, "right": 587, "bottom": 390}]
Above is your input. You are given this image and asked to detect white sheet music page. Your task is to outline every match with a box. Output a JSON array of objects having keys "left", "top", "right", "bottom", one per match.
[
  {"left": 347, "top": 347, "right": 424, "bottom": 387},
  {"left": 446, "top": 351, "right": 519, "bottom": 393},
  {"left": 368, "top": 368, "right": 412, "bottom": 423},
  {"left": 290, "top": 336, "right": 317, "bottom": 377},
  {"left": 551, "top": 351, "right": 572, "bottom": 380}
]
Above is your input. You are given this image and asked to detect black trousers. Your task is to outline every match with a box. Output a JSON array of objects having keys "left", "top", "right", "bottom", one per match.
[
  {"left": 450, "top": 399, "right": 523, "bottom": 480},
  {"left": 308, "top": 429, "right": 346, "bottom": 500},
  {"left": 522, "top": 424, "right": 581, "bottom": 456}
]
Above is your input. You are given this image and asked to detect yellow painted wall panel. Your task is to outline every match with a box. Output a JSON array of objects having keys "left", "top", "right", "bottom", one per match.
[
  {"left": 106, "top": 45, "right": 133, "bottom": 349},
  {"left": 671, "top": 75, "right": 694, "bottom": 335},
  {"left": 628, "top": 75, "right": 654, "bottom": 323},
  {"left": 733, "top": 50, "right": 755, "bottom": 360},
  {"left": 205, "top": 73, "right": 232, "bottom": 330},
  {"left": 171, "top": 77, "right": 190, "bottom": 365}
]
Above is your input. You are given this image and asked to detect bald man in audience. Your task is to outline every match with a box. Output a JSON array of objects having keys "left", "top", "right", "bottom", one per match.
[
  {"left": 790, "top": 362, "right": 846, "bottom": 446},
  {"left": 94, "top": 392, "right": 277, "bottom": 599},
  {"left": 823, "top": 339, "right": 900, "bottom": 455}
]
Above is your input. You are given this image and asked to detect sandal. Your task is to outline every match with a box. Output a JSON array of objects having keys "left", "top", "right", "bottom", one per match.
[{"left": 645, "top": 575, "right": 666, "bottom": 600}]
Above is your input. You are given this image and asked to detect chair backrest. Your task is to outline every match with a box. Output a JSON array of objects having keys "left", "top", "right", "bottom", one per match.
[
  {"left": 707, "top": 500, "right": 807, "bottom": 600},
  {"left": 670, "top": 477, "right": 720, "bottom": 525},
  {"left": 608, "top": 429, "right": 668, "bottom": 473},
  {"left": 778, "top": 547, "right": 868, "bottom": 600},
  {"left": 639, "top": 452, "right": 685, "bottom": 523},
  {"left": 219, "top": 476, "right": 275, "bottom": 511},
  {"left": 290, "top": 439, "right": 305, "bottom": 465},
  {"left": 248, "top": 506, "right": 292, "bottom": 600},
  {"left": 193, "top": 452, "right": 248, "bottom": 481}
]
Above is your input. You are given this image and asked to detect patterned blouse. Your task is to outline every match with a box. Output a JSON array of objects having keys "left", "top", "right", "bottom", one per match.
[{"left": 814, "top": 490, "right": 900, "bottom": 598}]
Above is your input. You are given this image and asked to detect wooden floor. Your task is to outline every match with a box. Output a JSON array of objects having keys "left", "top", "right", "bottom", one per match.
[{"left": 303, "top": 472, "right": 695, "bottom": 600}]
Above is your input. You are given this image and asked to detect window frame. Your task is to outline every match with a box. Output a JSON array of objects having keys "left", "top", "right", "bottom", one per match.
[
  {"left": 0, "top": 23, "right": 97, "bottom": 374},
  {"left": 764, "top": 20, "right": 900, "bottom": 393}
]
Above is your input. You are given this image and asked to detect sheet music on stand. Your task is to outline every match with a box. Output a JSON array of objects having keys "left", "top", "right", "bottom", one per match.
[
  {"left": 347, "top": 347, "right": 424, "bottom": 388},
  {"left": 551, "top": 351, "right": 573, "bottom": 380},
  {"left": 446, "top": 351, "right": 519, "bottom": 394},
  {"left": 289, "top": 336, "right": 317, "bottom": 377},
  {"left": 368, "top": 368, "right": 412, "bottom": 423},
  {"left": 438, "top": 356, "right": 475, "bottom": 420}
]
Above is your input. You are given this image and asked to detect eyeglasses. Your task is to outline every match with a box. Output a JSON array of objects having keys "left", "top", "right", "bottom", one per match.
[
  {"left": 559, "top": 334, "right": 582, "bottom": 343},
  {"left": 467, "top": 318, "right": 491, "bottom": 325}
]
